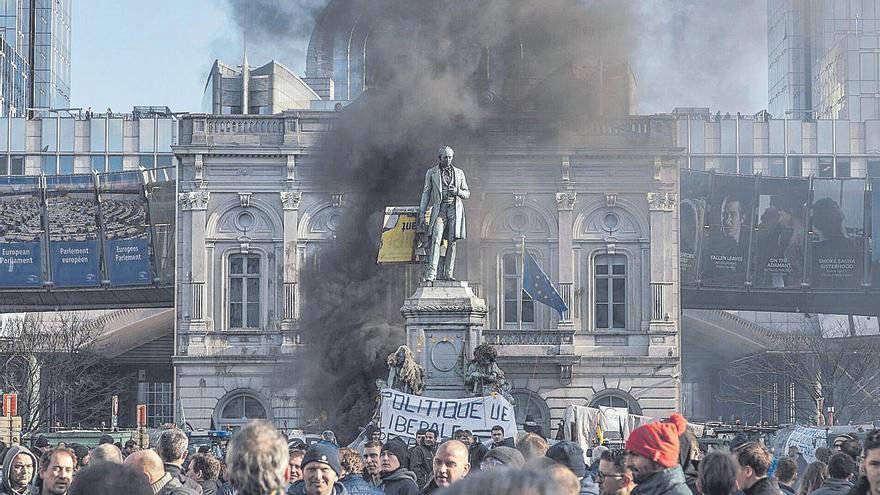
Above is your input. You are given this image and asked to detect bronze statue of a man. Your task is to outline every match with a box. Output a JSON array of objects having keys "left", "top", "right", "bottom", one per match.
[{"left": 418, "top": 145, "right": 470, "bottom": 281}]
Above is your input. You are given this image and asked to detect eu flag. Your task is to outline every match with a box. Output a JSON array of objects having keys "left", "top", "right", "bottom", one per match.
[{"left": 522, "top": 251, "right": 568, "bottom": 318}]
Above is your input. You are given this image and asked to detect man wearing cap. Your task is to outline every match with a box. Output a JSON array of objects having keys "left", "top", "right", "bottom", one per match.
[
  {"left": 421, "top": 440, "right": 470, "bottom": 494},
  {"left": 379, "top": 439, "right": 419, "bottom": 495},
  {"left": 547, "top": 440, "right": 599, "bottom": 495},
  {"left": 287, "top": 444, "right": 348, "bottom": 495},
  {"left": 523, "top": 415, "right": 546, "bottom": 440},
  {"left": 479, "top": 446, "right": 525, "bottom": 470},
  {"left": 624, "top": 413, "right": 692, "bottom": 495}
]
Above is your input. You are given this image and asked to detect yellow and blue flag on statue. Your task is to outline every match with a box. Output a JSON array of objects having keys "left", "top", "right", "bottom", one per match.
[{"left": 522, "top": 251, "right": 568, "bottom": 318}]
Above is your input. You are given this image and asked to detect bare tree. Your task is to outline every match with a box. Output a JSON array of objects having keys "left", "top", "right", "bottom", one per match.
[
  {"left": 719, "top": 319, "right": 880, "bottom": 425},
  {"left": 0, "top": 313, "right": 132, "bottom": 433}
]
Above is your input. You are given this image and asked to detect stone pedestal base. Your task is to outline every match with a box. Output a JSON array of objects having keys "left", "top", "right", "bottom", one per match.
[{"left": 400, "top": 281, "right": 487, "bottom": 398}]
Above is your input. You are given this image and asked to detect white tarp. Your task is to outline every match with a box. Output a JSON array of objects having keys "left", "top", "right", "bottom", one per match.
[{"left": 378, "top": 388, "right": 517, "bottom": 441}]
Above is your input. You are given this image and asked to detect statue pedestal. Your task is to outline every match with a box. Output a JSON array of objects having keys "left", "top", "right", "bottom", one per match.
[{"left": 400, "top": 281, "right": 486, "bottom": 398}]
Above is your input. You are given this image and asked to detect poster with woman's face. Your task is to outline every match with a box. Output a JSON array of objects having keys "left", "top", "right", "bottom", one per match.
[
  {"left": 809, "top": 179, "right": 865, "bottom": 289},
  {"left": 701, "top": 174, "right": 756, "bottom": 287},
  {"left": 679, "top": 171, "right": 710, "bottom": 285},
  {"left": 750, "top": 177, "right": 809, "bottom": 289}
]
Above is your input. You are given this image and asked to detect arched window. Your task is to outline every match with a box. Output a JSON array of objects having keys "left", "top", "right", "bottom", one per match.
[
  {"left": 589, "top": 390, "right": 642, "bottom": 415},
  {"left": 228, "top": 254, "right": 260, "bottom": 329},
  {"left": 215, "top": 392, "right": 269, "bottom": 428},
  {"left": 594, "top": 254, "right": 626, "bottom": 329},
  {"left": 511, "top": 391, "right": 550, "bottom": 436}
]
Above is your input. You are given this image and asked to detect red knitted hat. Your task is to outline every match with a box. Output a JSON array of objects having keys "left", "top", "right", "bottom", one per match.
[{"left": 624, "top": 413, "right": 688, "bottom": 468}]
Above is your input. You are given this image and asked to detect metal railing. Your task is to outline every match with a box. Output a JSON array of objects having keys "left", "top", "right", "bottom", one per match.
[
  {"left": 483, "top": 328, "right": 575, "bottom": 346},
  {"left": 190, "top": 282, "right": 204, "bottom": 321},
  {"left": 651, "top": 282, "right": 673, "bottom": 322}
]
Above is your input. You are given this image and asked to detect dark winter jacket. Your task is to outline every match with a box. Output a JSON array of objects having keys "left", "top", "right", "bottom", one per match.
[
  {"left": 1, "top": 446, "right": 38, "bottom": 495},
  {"left": 743, "top": 477, "right": 781, "bottom": 495},
  {"left": 779, "top": 483, "right": 796, "bottom": 495},
  {"left": 420, "top": 479, "right": 440, "bottom": 495},
  {"left": 580, "top": 475, "right": 600, "bottom": 495},
  {"left": 159, "top": 475, "right": 202, "bottom": 495},
  {"left": 631, "top": 466, "right": 693, "bottom": 495},
  {"left": 217, "top": 481, "right": 235, "bottom": 495},
  {"left": 165, "top": 462, "right": 205, "bottom": 494},
  {"left": 678, "top": 433, "right": 699, "bottom": 495},
  {"left": 380, "top": 467, "right": 420, "bottom": 495},
  {"left": 340, "top": 474, "right": 382, "bottom": 495},
  {"left": 846, "top": 476, "right": 869, "bottom": 495},
  {"left": 287, "top": 479, "right": 348, "bottom": 495},
  {"left": 408, "top": 445, "right": 434, "bottom": 489},
  {"left": 811, "top": 478, "right": 854, "bottom": 495},
  {"left": 198, "top": 479, "right": 223, "bottom": 495},
  {"left": 467, "top": 442, "right": 489, "bottom": 472}
]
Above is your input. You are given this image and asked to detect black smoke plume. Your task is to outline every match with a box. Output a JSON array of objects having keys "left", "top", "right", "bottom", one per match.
[{"left": 229, "top": 0, "right": 634, "bottom": 441}]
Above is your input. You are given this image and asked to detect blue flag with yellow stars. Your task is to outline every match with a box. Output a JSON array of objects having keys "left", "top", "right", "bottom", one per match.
[{"left": 522, "top": 251, "right": 568, "bottom": 318}]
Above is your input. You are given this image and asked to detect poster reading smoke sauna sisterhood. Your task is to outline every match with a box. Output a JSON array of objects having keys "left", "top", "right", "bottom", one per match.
[
  {"left": 810, "top": 179, "right": 864, "bottom": 288},
  {"left": 701, "top": 174, "right": 755, "bottom": 287},
  {"left": 679, "top": 171, "right": 710, "bottom": 285}
]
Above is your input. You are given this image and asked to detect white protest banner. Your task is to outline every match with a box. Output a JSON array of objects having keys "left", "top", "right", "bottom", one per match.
[
  {"left": 784, "top": 425, "right": 827, "bottom": 463},
  {"left": 379, "top": 388, "right": 517, "bottom": 440}
]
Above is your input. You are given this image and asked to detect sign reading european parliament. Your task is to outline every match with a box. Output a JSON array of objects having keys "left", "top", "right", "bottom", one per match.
[{"left": 0, "top": 243, "right": 42, "bottom": 287}]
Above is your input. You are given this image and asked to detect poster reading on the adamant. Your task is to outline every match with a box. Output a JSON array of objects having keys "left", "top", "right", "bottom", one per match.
[{"left": 751, "top": 176, "right": 809, "bottom": 289}]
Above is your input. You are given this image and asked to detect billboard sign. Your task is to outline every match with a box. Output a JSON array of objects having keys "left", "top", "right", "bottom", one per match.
[
  {"left": 809, "top": 179, "right": 865, "bottom": 288},
  {"left": 873, "top": 178, "right": 880, "bottom": 288},
  {"left": 100, "top": 172, "right": 152, "bottom": 285},
  {"left": 701, "top": 174, "right": 756, "bottom": 287},
  {"left": 46, "top": 175, "right": 101, "bottom": 287},
  {"left": 751, "top": 177, "right": 809, "bottom": 289},
  {"left": 0, "top": 176, "right": 43, "bottom": 287},
  {"left": 679, "top": 171, "right": 710, "bottom": 284}
]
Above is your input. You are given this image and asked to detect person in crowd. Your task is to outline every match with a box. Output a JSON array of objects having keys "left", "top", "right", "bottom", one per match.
[
  {"left": 408, "top": 429, "right": 436, "bottom": 489},
  {"left": 378, "top": 438, "right": 419, "bottom": 495},
  {"left": 123, "top": 439, "right": 139, "bottom": 458},
  {"left": 480, "top": 446, "right": 525, "bottom": 471},
  {"left": 489, "top": 426, "right": 509, "bottom": 449},
  {"left": 224, "top": 420, "right": 290, "bottom": 495},
  {"left": 439, "top": 466, "right": 579, "bottom": 495},
  {"left": 1, "top": 444, "right": 38, "bottom": 494},
  {"left": 288, "top": 449, "right": 306, "bottom": 489},
  {"left": 796, "top": 462, "right": 828, "bottom": 495},
  {"left": 678, "top": 429, "right": 700, "bottom": 495},
  {"left": 592, "top": 446, "right": 610, "bottom": 479},
  {"left": 67, "top": 461, "right": 152, "bottom": 495},
  {"left": 452, "top": 430, "right": 487, "bottom": 472},
  {"left": 65, "top": 445, "right": 88, "bottom": 470},
  {"left": 98, "top": 434, "right": 115, "bottom": 446},
  {"left": 410, "top": 430, "right": 426, "bottom": 458},
  {"left": 158, "top": 428, "right": 204, "bottom": 494},
  {"left": 422, "top": 440, "right": 470, "bottom": 494},
  {"left": 287, "top": 444, "right": 346, "bottom": 495},
  {"left": 516, "top": 433, "right": 549, "bottom": 460},
  {"left": 734, "top": 442, "right": 778, "bottom": 495},
  {"left": 598, "top": 449, "right": 634, "bottom": 495},
  {"left": 790, "top": 447, "right": 809, "bottom": 485},
  {"left": 848, "top": 429, "right": 880, "bottom": 495},
  {"left": 186, "top": 453, "right": 223, "bottom": 495},
  {"left": 318, "top": 431, "right": 338, "bottom": 449},
  {"left": 547, "top": 440, "right": 599, "bottom": 495},
  {"left": 696, "top": 451, "right": 739, "bottom": 495},
  {"left": 522, "top": 415, "right": 546, "bottom": 440},
  {"left": 360, "top": 441, "right": 382, "bottom": 487},
  {"left": 624, "top": 413, "right": 691, "bottom": 495},
  {"left": 815, "top": 448, "right": 833, "bottom": 465},
  {"left": 37, "top": 448, "right": 77, "bottom": 495},
  {"left": 840, "top": 440, "right": 862, "bottom": 465},
  {"left": 88, "top": 443, "right": 123, "bottom": 464},
  {"left": 337, "top": 447, "right": 380, "bottom": 495},
  {"left": 125, "top": 450, "right": 197, "bottom": 495},
  {"left": 775, "top": 457, "right": 798, "bottom": 495},
  {"left": 30, "top": 437, "right": 50, "bottom": 461},
  {"left": 809, "top": 453, "right": 854, "bottom": 495}
]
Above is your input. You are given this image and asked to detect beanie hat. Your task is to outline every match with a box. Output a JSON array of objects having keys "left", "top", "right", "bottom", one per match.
[
  {"left": 625, "top": 413, "right": 688, "bottom": 469},
  {"left": 99, "top": 434, "right": 115, "bottom": 445},
  {"left": 484, "top": 446, "right": 526, "bottom": 469},
  {"left": 302, "top": 443, "right": 341, "bottom": 476},
  {"left": 34, "top": 435, "right": 49, "bottom": 448},
  {"left": 546, "top": 441, "right": 586, "bottom": 478},
  {"left": 381, "top": 438, "right": 410, "bottom": 465}
]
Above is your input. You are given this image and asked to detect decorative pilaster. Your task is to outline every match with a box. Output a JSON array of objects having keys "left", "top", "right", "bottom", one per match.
[
  {"left": 280, "top": 190, "right": 302, "bottom": 331},
  {"left": 646, "top": 190, "right": 677, "bottom": 331},
  {"left": 180, "top": 190, "right": 209, "bottom": 333},
  {"left": 555, "top": 191, "right": 576, "bottom": 325}
]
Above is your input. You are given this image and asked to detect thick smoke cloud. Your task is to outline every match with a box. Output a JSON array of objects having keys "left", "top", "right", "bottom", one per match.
[{"left": 228, "top": 0, "right": 634, "bottom": 440}]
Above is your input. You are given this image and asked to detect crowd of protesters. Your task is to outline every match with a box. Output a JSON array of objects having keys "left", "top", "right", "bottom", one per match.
[{"left": 0, "top": 413, "right": 878, "bottom": 495}]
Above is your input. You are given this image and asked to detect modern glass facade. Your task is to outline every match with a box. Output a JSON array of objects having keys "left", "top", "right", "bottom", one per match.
[
  {"left": 769, "top": 0, "right": 880, "bottom": 120},
  {"left": 675, "top": 109, "right": 879, "bottom": 179},
  {"left": 202, "top": 59, "right": 320, "bottom": 114},
  {"left": 0, "top": 112, "right": 177, "bottom": 176}
]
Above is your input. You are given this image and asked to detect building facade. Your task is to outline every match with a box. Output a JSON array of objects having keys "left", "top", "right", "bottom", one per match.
[
  {"left": 201, "top": 57, "right": 321, "bottom": 115},
  {"left": 768, "top": 0, "right": 880, "bottom": 120}
]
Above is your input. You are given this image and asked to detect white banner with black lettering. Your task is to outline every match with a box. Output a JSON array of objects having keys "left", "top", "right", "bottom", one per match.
[{"left": 379, "top": 388, "right": 517, "bottom": 440}]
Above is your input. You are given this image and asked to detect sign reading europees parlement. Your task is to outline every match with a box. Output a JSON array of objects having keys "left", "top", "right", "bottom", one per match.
[
  {"left": 379, "top": 388, "right": 517, "bottom": 440},
  {"left": 106, "top": 239, "right": 152, "bottom": 285}
]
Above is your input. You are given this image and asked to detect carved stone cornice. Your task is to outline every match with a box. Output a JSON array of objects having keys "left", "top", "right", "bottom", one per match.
[
  {"left": 647, "top": 192, "right": 677, "bottom": 212},
  {"left": 280, "top": 191, "right": 302, "bottom": 211},
  {"left": 555, "top": 191, "right": 577, "bottom": 211}
]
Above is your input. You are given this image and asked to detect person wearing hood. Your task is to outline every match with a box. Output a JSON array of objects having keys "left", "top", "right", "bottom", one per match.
[
  {"left": 287, "top": 444, "right": 348, "bottom": 495},
  {"left": 547, "top": 441, "right": 599, "bottom": 495},
  {"left": 523, "top": 415, "right": 546, "bottom": 440},
  {"left": 624, "top": 413, "right": 692, "bottom": 495},
  {"left": 1, "top": 445, "right": 38, "bottom": 494},
  {"left": 379, "top": 439, "right": 419, "bottom": 495},
  {"left": 678, "top": 429, "right": 700, "bottom": 495}
]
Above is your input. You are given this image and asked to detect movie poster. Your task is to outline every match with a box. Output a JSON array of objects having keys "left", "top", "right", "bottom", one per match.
[
  {"left": 0, "top": 176, "right": 44, "bottom": 287},
  {"left": 809, "top": 179, "right": 865, "bottom": 288},
  {"left": 47, "top": 175, "right": 101, "bottom": 288},
  {"left": 101, "top": 171, "right": 152, "bottom": 286},
  {"left": 750, "top": 176, "right": 809, "bottom": 289},
  {"left": 679, "top": 170, "right": 710, "bottom": 285},
  {"left": 701, "top": 174, "right": 756, "bottom": 287},
  {"left": 873, "top": 178, "right": 880, "bottom": 288}
]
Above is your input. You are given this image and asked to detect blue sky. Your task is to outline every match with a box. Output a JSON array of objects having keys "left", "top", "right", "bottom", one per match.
[{"left": 70, "top": 1, "right": 767, "bottom": 115}]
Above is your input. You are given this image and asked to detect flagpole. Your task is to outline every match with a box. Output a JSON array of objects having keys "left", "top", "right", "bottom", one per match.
[{"left": 519, "top": 234, "right": 525, "bottom": 331}]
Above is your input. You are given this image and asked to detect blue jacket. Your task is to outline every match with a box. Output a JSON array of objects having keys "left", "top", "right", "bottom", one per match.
[{"left": 340, "top": 474, "right": 383, "bottom": 495}]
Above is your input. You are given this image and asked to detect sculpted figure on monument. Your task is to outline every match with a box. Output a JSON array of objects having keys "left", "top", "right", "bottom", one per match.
[
  {"left": 465, "top": 344, "right": 514, "bottom": 404},
  {"left": 381, "top": 345, "right": 426, "bottom": 395},
  {"left": 418, "top": 145, "right": 470, "bottom": 282}
]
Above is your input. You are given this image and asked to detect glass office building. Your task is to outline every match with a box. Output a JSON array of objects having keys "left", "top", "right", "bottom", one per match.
[{"left": 768, "top": 0, "right": 880, "bottom": 120}]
